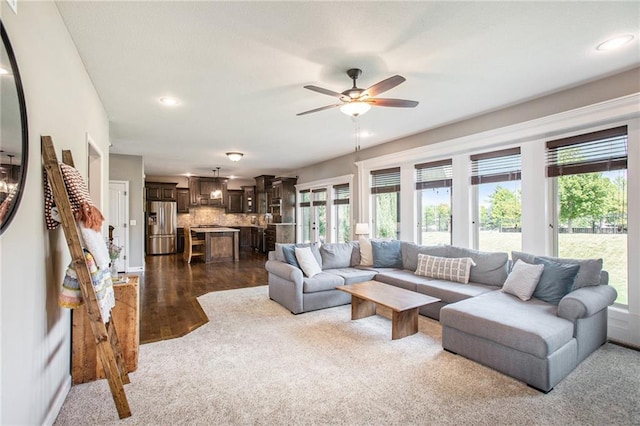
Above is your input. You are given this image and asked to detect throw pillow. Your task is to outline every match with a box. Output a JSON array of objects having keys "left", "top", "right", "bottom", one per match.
[
  {"left": 512, "top": 251, "right": 603, "bottom": 289},
  {"left": 415, "top": 254, "right": 476, "bottom": 284},
  {"left": 359, "top": 237, "right": 373, "bottom": 267},
  {"left": 447, "top": 246, "right": 509, "bottom": 286},
  {"left": 501, "top": 260, "right": 545, "bottom": 301},
  {"left": 533, "top": 257, "right": 580, "bottom": 305},
  {"left": 281, "top": 245, "right": 299, "bottom": 268},
  {"left": 295, "top": 246, "right": 322, "bottom": 278},
  {"left": 371, "top": 239, "right": 403, "bottom": 268},
  {"left": 320, "top": 243, "right": 356, "bottom": 270}
]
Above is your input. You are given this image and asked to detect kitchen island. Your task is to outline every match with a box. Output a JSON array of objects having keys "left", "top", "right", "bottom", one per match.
[{"left": 193, "top": 227, "right": 240, "bottom": 263}]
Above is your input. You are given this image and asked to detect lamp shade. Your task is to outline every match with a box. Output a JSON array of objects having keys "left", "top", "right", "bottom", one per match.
[
  {"left": 340, "top": 102, "right": 371, "bottom": 117},
  {"left": 354, "top": 222, "right": 370, "bottom": 235},
  {"left": 226, "top": 152, "right": 244, "bottom": 162}
]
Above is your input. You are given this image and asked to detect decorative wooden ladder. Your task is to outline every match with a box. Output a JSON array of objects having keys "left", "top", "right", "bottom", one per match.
[{"left": 42, "top": 135, "right": 132, "bottom": 419}]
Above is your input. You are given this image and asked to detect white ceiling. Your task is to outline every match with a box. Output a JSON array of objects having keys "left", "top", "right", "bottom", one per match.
[{"left": 55, "top": 1, "right": 640, "bottom": 181}]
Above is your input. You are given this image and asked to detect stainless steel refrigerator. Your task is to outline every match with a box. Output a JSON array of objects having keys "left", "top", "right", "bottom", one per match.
[{"left": 147, "top": 201, "right": 177, "bottom": 254}]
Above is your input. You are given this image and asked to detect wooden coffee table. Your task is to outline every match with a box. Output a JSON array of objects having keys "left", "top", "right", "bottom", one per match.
[{"left": 337, "top": 281, "right": 440, "bottom": 340}]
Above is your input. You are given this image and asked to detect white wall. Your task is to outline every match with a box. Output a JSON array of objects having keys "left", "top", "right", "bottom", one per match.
[{"left": 0, "top": 3, "right": 110, "bottom": 424}]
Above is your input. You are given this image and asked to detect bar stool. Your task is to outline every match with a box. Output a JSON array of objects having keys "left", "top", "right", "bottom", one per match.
[{"left": 183, "top": 225, "right": 205, "bottom": 263}]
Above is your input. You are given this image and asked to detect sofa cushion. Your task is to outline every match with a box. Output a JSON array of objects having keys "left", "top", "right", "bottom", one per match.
[
  {"left": 320, "top": 242, "right": 359, "bottom": 270},
  {"left": 501, "top": 259, "right": 544, "bottom": 301},
  {"left": 302, "top": 272, "right": 344, "bottom": 293},
  {"left": 415, "top": 254, "right": 475, "bottom": 284},
  {"left": 533, "top": 257, "right": 580, "bottom": 305},
  {"left": 447, "top": 246, "right": 509, "bottom": 287},
  {"left": 375, "top": 269, "right": 495, "bottom": 302},
  {"left": 371, "top": 239, "right": 403, "bottom": 268},
  {"left": 440, "top": 291, "right": 574, "bottom": 358},
  {"left": 401, "top": 242, "right": 449, "bottom": 271},
  {"left": 295, "top": 246, "right": 322, "bottom": 278},
  {"left": 324, "top": 268, "right": 377, "bottom": 285},
  {"left": 512, "top": 251, "right": 602, "bottom": 289}
]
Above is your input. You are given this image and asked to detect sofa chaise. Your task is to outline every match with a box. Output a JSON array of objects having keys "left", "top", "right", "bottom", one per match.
[{"left": 265, "top": 240, "right": 617, "bottom": 392}]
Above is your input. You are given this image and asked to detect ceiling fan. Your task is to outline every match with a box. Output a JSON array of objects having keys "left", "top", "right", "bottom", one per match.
[{"left": 297, "top": 68, "right": 419, "bottom": 117}]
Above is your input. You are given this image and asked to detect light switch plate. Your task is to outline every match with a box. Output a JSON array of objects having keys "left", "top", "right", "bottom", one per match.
[{"left": 130, "top": 220, "right": 137, "bottom": 226}]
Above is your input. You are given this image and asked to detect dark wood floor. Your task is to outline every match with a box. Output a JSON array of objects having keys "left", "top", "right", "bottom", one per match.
[{"left": 138, "top": 249, "right": 268, "bottom": 344}]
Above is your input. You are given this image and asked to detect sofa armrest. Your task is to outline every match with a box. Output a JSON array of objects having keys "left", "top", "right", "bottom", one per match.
[
  {"left": 557, "top": 285, "right": 617, "bottom": 321},
  {"left": 265, "top": 259, "right": 303, "bottom": 284}
]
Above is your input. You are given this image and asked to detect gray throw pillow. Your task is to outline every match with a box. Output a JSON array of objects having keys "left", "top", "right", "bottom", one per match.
[
  {"left": 447, "top": 246, "right": 509, "bottom": 286},
  {"left": 371, "top": 239, "right": 403, "bottom": 268},
  {"left": 502, "top": 260, "right": 544, "bottom": 301},
  {"left": 401, "top": 242, "right": 449, "bottom": 271},
  {"left": 512, "top": 251, "right": 603, "bottom": 289},
  {"left": 533, "top": 257, "right": 580, "bottom": 305},
  {"left": 320, "top": 243, "right": 357, "bottom": 270}
]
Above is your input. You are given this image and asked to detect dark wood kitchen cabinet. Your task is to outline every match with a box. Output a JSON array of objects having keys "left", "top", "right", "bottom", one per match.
[
  {"left": 177, "top": 227, "right": 185, "bottom": 253},
  {"left": 238, "top": 227, "right": 252, "bottom": 248},
  {"left": 188, "top": 177, "right": 228, "bottom": 207},
  {"left": 265, "top": 224, "right": 295, "bottom": 252},
  {"left": 254, "top": 175, "right": 274, "bottom": 215},
  {"left": 176, "top": 188, "right": 190, "bottom": 213},
  {"left": 226, "top": 190, "right": 243, "bottom": 213},
  {"left": 145, "top": 182, "right": 177, "bottom": 201},
  {"left": 242, "top": 185, "right": 256, "bottom": 213}
]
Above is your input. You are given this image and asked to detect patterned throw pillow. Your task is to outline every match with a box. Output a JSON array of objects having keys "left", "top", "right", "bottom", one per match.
[{"left": 415, "top": 254, "right": 476, "bottom": 284}]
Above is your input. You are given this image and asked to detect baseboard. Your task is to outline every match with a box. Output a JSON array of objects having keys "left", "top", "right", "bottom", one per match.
[
  {"left": 43, "top": 374, "right": 71, "bottom": 426},
  {"left": 127, "top": 266, "right": 145, "bottom": 272}
]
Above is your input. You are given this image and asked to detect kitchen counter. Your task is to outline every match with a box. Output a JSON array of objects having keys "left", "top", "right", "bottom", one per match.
[
  {"left": 192, "top": 227, "right": 240, "bottom": 262},
  {"left": 194, "top": 227, "right": 239, "bottom": 233}
]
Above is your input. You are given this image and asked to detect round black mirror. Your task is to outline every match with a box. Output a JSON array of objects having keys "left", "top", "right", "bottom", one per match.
[{"left": 0, "top": 20, "right": 28, "bottom": 234}]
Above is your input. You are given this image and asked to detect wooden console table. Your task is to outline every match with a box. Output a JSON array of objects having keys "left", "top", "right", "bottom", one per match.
[{"left": 72, "top": 275, "right": 139, "bottom": 384}]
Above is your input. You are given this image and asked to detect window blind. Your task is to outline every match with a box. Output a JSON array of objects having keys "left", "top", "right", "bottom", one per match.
[
  {"left": 415, "top": 159, "right": 453, "bottom": 190},
  {"left": 371, "top": 167, "right": 401, "bottom": 194},
  {"left": 312, "top": 188, "right": 326, "bottom": 206},
  {"left": 546, "top": 126, "right": 628, "bottom": 177},
  {"left": 299, "top": 189, "right": 311, "bottom": 207},
  {"left": 470, "top": 147, "right": 521, "bottom": 185},
  {"left": 333, "top": 184, "right": 350, "bottom": 205}
]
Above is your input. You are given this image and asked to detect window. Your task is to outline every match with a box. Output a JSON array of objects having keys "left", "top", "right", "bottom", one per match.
[
  {"left": 416, "top": 159, "right": 452, "bottom": 245},
  {"left": 312, "top": 189, "right": 327, "bottom": 244},
  {"left": 547, "top": 126, "right": 628, "bottom": 305},
  {"left": 333, "top": 184, "right": 350, "bottom": 243},
  {"left": 471, "top": 147, "right": 522, "bottom": 253},
  {"left": 371, "top": 167, "right": 400, "bottom": 239},
  {"left": 299, "top": 190, "right": 311, "bottom": 243}
]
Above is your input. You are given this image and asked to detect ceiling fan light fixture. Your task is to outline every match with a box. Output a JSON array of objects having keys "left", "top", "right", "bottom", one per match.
[
  {"left": 340, "top": 102, "right": 371, "bottom": 117},
  {"left": 226, "top": 152, "right": 244, "bottom": 162}
]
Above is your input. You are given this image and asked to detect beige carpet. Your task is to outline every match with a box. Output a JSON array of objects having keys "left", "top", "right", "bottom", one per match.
[{"left": 55, "top": 285, "right": 639, "bottom": 425}]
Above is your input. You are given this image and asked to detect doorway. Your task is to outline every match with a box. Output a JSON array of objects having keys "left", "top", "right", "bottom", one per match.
[{"left": 109, "top": 181, "right": 129, "bottom": 272}]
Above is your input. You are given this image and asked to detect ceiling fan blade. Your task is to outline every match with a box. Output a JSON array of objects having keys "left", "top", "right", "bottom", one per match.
[
  {"left": 366, "top": 98, "right": 419, "bottom": 108},
  {"left": 296, "top": 103, "right": 342, "bottom": 116},
  {"left": 304, "top": 85, "right": 351, "bottom": 102},
  {"left": 361, "top": 75, "right": 406, "bottom": 98}
]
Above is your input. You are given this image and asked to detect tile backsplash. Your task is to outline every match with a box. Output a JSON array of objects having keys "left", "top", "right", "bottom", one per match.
[{"left": 177, "top": 206, "right": 268, "bottom": 227}]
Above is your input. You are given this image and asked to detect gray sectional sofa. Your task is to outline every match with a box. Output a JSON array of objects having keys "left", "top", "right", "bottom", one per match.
[{"left": 265, "top": 241, "right": 617, "bottom": 392}]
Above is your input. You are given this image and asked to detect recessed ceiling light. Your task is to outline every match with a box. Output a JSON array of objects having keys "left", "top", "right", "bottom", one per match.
[
  {"left": 359, "top": 131, "right": 373, "bottom": 138},
  {"left": 159, "top": 96, "right": 180, "bottom": 106},
  {"left": 596, "top": 34, "right": 635, "bottom": 51}
]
